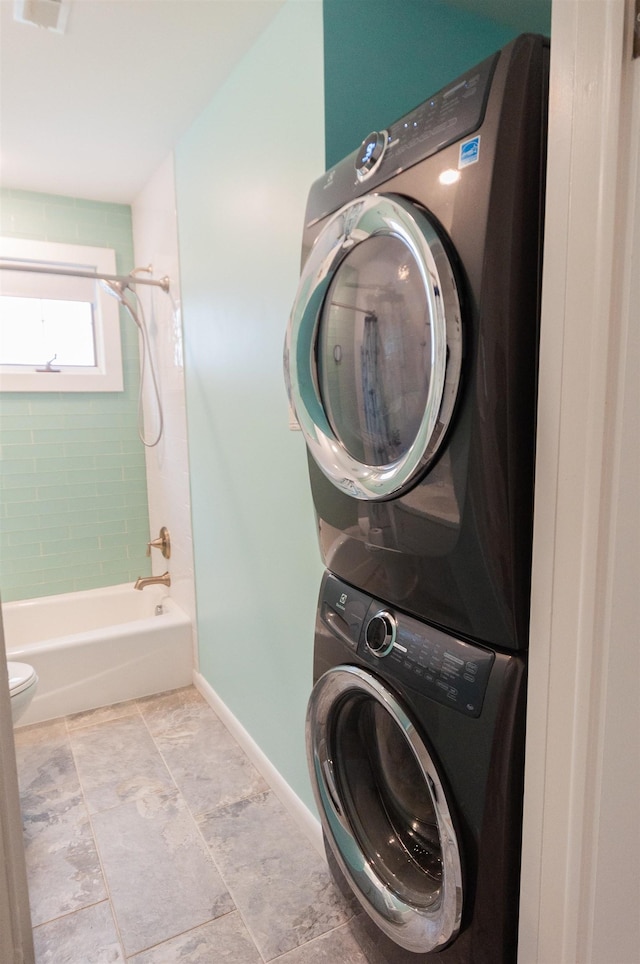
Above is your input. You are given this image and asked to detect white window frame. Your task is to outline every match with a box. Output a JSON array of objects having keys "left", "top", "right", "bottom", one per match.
[{"left": 0, "top": 237, "right": 123, "bottom": 392}]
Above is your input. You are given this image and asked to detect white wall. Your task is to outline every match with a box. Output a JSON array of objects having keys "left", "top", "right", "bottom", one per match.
[{"left": 132, "top": 156, "right": 197, "bottom": 635}]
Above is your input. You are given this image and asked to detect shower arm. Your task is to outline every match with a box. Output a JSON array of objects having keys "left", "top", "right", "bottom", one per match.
[{"left": 0, "top": 260, "right": 170, "bottom": 293}]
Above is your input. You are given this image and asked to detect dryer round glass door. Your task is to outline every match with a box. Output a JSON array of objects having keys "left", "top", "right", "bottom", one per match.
[
  {"left": 306, "top": 665, "right": 463, "bottom": 953},
  {"left": 285, "top": 194, "right": 462, "bottom": 500}
]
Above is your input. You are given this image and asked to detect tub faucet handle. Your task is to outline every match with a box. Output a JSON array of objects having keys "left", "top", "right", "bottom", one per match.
[{"left": 146, "top": 527, "right": 171, "bottom": 559}]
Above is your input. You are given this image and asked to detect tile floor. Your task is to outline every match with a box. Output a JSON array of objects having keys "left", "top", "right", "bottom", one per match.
[{"left": 13, "top": 685, "right": 371, "bottom": 963}]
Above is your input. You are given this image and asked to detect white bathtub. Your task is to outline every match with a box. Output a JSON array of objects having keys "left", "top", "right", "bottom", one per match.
[{"left": 2, "top": 583, "right": 193, "bottom": 726}]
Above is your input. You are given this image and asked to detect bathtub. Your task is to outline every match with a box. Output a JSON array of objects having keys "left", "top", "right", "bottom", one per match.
[{"left": 2, "top": 583, "right": 193, "bottom": 726}]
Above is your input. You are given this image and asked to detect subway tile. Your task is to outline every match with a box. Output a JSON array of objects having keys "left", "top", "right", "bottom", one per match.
[
  {"left": 1, "top": 486, "right": 37, "bottom": 503},
  {"left": 68, "top": 520, "right": 126, "bottom": 540},
  {"left": 6, "top": 524, "right": 68, "bottom": 545},
  {"left": 5, "top": 500, "right": 40, "bottom": 518},
  {"left": 123, "top": 493, "right": 149, "bottom": 510},
  {"left": 0, "top": 428, "right": 33, "bottom": 446},
  {"left": 24, "top": 414, "right": 77, "bottom": 431},
  {"left": 96, "top": 505, "right": 143, "bottom": 524},
  {"left": 28, "top": 496, "right": 98, "bottom": 518},
  {"left": 95, "top": 480, "right": 132, "bottom": 498},
  {"left": 71, "top": 205, "right": 107, "bottom": 227},
  {"left": 72, "top": 574, "right": 115, "bottom": 593},
  {"left": 122, "top": 465, "right": 147, "bottom": 481},
  {"left": 2, "top": 472, "right": 66, "bottom": 490},
  {"left": 0, "top": 188, "right": 148, "bottom": 601},
  {"left": 98, "top": 530, "right": 138, "bottom": 549},
  {"left": 54, "top": 536, "right": 102, "bottom": 554},
  {"left": 61, "top": 412, "right": 139, "bottom": 429},
  {"left": 0, "top": 198, "right": 46, "bottom": 233},
  {"left": 101, "top": 559, "right": 148, "bottom": 579},
  {"left": 37, "top": 483, "right": 98, "bottom": 501},
  {"left": 122, "top": 438, "right": 144, "bottom": 454},
  {"left": 0, "top": 455, "right": 37, "bottom": 472},
  {"left": 0, "top": 541, "right": 43, "bottom": 560},
  {"left": 33, "top": 427, "right": 139, "bottom": 445},
  {"left": 62, "top": 441, "right": 124, "bottom": 457},
  {"left": 80, "top": 454, "right": 125, "bottom": 470},
  {"left": 10, "top": 553, "right": 73, "bottom": 574},
  {"left": 39, "top": 508, "right": 99, "bottom": 527},
  {"left": 125, "top": 516, "right": 152, "bottom": 533},
  {"left": 104, "top": 206, "right": 133, "bottom": 226},
  {"left": 0, "top": 396, "right": 31, "bottom": 414},
  {"left": 66, "top": 467, "right": 123, "bottom": 485},
  {"left": 40, "top": 456, "right": 97, "bottom": 472},
  {"left": 0, "top": 472, "right": 38, "bottom": 490}
]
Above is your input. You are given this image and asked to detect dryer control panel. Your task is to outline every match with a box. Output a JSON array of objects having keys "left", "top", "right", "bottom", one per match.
[
  {"left": 320, "top": 573, "right": 494, "bottom": 718},
  {"left": 306, "top": 49, "right": 499, "bottom": 225}
]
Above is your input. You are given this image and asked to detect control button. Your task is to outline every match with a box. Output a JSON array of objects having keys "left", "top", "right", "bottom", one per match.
[
  {"left": 364, "top": 610, "right": 397, "bottom": 658},
  {"left": 355, "top": 130, "right": 388, "bottom": 181}
]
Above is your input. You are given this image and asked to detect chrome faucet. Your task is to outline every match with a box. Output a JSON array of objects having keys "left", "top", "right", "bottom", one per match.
[{"left": 134, "top": 571, "right": 171, "bottom": 591}]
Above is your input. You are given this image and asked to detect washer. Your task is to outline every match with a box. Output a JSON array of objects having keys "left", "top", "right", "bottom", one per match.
[
  {"left": 285, "top": 34, "right": 549, "bottom": 651},
  {"left": 308, "top": 570, "right": 527, "bottom": 962}
]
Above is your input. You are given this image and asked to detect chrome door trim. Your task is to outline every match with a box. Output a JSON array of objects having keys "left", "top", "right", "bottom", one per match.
[
  {"left": 285, "top": 194, "right": 462, "bottom": 500},
  {"left": 306, "top": 664, "right": 463, "bottom": 954}
]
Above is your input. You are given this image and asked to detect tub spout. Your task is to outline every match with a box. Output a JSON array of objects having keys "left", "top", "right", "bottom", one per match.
[{"left": 134, "top": 572, "right": 171, "bottom": 590}]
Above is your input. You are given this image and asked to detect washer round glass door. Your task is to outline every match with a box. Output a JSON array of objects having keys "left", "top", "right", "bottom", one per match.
[
  {"left": 285, "top": 194, "right": 462, "bottom": 500},
  {"left": 306, "top": 665, "right": 463, "bottom": 953}
]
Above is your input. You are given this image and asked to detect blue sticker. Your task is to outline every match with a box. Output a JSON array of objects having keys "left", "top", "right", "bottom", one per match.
[{"left": 459, "top": 136, "right": 481, "bottom": 168}]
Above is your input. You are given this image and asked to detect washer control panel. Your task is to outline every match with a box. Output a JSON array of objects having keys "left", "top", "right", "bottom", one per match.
[{"left": 320, "top": 573, "right": 494, "bottom": 718}]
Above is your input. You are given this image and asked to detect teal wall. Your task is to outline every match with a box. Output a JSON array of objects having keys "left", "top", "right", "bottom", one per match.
[
  {"left": 175, "top": 0, "right": 325, "bottom": 811},
  {"left": 0, "top": 189, "right": 151, "bottom": 601},
  {"left": 323, "top": 0, "right": 551, "bottom": 168}
]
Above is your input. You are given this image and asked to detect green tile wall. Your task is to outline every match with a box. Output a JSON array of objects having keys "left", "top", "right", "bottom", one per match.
[{"left": 0, "top": 189, "right": 151, "bottom": 601}]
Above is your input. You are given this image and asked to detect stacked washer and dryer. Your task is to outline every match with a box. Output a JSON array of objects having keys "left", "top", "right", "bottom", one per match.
[{"left": 284, "top": 34, "right": 549, "bottom": 963}]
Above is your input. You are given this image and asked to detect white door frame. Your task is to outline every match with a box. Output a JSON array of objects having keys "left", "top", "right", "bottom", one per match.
[
  {"left": 519, "top": 1, "right": 639, "bottom": 961},
  {"left": 0, "top": 617, "right": 34, "bottom": 964}
]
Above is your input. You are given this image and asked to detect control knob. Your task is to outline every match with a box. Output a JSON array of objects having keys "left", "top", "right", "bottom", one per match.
[
  {"left": 355, "top": 130, "right": 388, "bottom": 181},
  {"left": 365, "top": 610, "right": 397, "bottom": 658}
]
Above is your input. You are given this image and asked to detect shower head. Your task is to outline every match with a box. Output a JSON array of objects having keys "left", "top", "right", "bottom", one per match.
[{"left": 98, "top": 278, "right": 128, "bottom": 302}]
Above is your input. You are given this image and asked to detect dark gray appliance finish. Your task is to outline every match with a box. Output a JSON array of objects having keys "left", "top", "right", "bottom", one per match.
[
  {"left": 285, "top": 35, "right": 549, "bottom": 651},
  {"left": 308, "top": 571, "right": 527, "bottom": 962}
]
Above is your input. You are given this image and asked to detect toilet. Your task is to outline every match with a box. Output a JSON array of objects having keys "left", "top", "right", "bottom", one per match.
[{"left": 7, "top": 661, "right": 38, "bottom": 724}]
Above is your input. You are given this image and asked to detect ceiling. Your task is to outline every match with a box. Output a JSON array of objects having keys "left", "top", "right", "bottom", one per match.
[
  {"left": 0, "top": 0, "right": 285, "bottom": 204},
  {"left": 0, "top": 0, "right": 550, "bottom": 207}
]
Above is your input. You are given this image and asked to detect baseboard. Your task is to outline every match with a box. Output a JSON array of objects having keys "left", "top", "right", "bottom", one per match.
[{"left": 192, "top": 670, "right": 324, "bottom": 859}]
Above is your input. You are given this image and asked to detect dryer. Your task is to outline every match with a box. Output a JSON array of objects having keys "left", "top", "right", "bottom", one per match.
[
  {"left": 285, "top": 34, "right": 549, "bottom": 651},
  {"left": 307, "top": 571, "right": 527, "bottom": 962}
]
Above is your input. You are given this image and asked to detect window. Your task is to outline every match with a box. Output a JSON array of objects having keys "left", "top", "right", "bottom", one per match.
[{"left": 0, "top": 237, "right": 123, "bottom": 392}]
